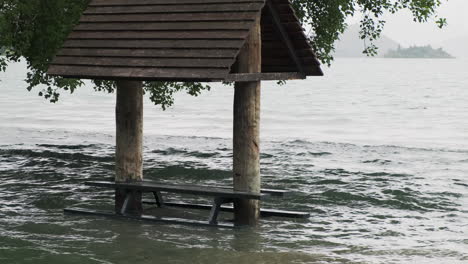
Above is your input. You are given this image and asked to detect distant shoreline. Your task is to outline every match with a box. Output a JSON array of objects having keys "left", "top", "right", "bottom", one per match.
[{"left": 384, "top": 45, "right": 454, "bottom": 59}]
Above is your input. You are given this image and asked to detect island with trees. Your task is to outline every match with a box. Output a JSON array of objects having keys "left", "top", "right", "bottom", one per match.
[{"left": 384, "top": 45, "right": 454, "bottom": 58}]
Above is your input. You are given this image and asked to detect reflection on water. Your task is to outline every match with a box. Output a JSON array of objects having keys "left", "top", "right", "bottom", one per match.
[{"left": 0, "top": 59, "right": 467, "bottom": 263}]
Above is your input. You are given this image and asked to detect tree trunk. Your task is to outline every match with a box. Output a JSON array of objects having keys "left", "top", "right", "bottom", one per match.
[
  {"left": 233, "top": 17, "right": 261, "bottom": 226},
  {"left": 115, "top": 80, "right": 144, "bottom": 215}
]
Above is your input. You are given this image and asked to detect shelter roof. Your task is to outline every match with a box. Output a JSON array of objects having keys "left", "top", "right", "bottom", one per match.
[{"left": 47, "top": 0, "right": 323, "bottom": 81}]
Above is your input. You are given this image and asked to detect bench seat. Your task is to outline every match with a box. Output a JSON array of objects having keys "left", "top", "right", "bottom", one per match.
[{"left": 86, "top": 181, "right": 262, "bottom": 200}]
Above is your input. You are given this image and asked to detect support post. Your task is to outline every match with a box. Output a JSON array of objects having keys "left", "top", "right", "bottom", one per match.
[
  {"left": 233, "top": 17, "right": 261, "bottom": 226},
  {"left": 115, "top": 80, "right": 144, "bottom": 215}
]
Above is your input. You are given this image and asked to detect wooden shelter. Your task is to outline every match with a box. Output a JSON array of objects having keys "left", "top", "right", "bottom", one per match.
[
  {"left": 48, "top": 0, "right": 322, "bottom": 81},
  {"left": 48, "top": 0, "right": 323, "bottom": 227}
]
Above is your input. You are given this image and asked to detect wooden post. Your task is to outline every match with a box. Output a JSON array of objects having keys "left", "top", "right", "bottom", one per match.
[
  {"left": 115, "top": 80, "right": 144, "bottom": 215},
  {"left": 233, "top": 17, "right": 261, "bottom": 226}
]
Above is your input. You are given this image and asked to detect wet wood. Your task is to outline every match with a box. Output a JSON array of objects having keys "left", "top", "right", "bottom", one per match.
[
  {"left": 64, "top": 208, "right": 235, "bottom": 228},
  {"left": 86, "top": 180, "right": 287, "bottom": 196},
  {"left": 86, "top": 181, "right": 262, "bottom": 200},
  {"left": 232, "top": 16, "right": 261, "bottom": 226},
  {"left": 115, "top": 80, "right": 143, "bottom": 214},
  {"left": 142, "top": 201, "right": 310, "bottom": 218}
]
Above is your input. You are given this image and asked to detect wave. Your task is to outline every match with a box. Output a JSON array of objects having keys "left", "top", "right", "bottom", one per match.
[
  {"left": 36, "top": 144, "right": 101, "bottom": 150},
  {"left": 280, "top": 139, "right": 468, "bottom": 154},
  {"left": 0, "top": 148, "right": 114, "bottom": 163},
  {"left": 152, "top": 148, "right": 221, "bottom": 158},
  {"left": 317, "top": 189, "right": 459, "bottom": 212}
]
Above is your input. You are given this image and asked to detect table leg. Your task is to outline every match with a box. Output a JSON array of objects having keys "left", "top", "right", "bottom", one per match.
[{"left": 153, "top": 191, "right": 164, "bottom": 207}]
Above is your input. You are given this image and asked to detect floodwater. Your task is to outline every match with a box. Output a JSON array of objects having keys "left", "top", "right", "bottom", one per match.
[{"left": 0, "top": 58, "right": 467, "bottom": 263}]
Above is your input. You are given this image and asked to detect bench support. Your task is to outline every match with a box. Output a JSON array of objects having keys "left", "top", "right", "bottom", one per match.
[
  {"left": 153, "top": 191, "right": 164, "bottom": 208},
  {"left": 142, "top": 200, "right": 310, "bottom": 218},
  {"left": 65, "top": 208, "right": 234, "bottom": 228},
  {"left": 208, "top": 198, "right": 233, "bottom": 224},
  {"left": 116, "top": 189, "right": 142, "bottom": 215}
]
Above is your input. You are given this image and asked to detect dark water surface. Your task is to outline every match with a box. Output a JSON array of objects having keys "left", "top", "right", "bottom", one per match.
[{"left": 1, "top": 59, "right": 467, "bottom": 263}]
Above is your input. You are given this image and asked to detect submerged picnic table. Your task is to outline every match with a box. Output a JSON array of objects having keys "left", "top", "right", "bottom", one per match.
[{"left": 65, "top": 180, "right": 310, "bottom": 228}]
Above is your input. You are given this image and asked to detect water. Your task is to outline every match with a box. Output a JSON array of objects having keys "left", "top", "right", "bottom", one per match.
[{"left": 0, "top": 58, "right": 467, "bottom": 264}]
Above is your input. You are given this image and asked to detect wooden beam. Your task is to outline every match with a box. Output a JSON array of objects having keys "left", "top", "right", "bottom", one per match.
[
  {"left": 225, "top": 72, "right": 305, "bottom": 82},
  {"left": 265, "top": 0, "right": 305, "bottom": 75},
  {"left": 232, "top": 15, "right": 262, "bottom": 226},
  {"left": 86, "top": 181, "right": 262, "bottom": 200},
  {"left": 115, "top": 80, "right": 144, "bottom": 215},
  {"left": 64, "top": 208, "right": 235, "bottom": 228},
  {"left": 142, "top": 201, "right": 311, "bottom": 218}
]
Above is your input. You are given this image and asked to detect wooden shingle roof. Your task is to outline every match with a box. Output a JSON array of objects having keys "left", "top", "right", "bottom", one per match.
[{"left": 47, "top": 0, "right": 323, "bottom": 81}]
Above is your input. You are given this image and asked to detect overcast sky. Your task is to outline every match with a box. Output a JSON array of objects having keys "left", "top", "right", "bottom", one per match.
[{"left": 347, "top": 0, "right": 467, "bottom": 46}]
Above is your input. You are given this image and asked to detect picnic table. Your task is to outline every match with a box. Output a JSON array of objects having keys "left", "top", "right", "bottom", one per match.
[{"left": 65, "top": 180, "right": 309, "bottom": 228}]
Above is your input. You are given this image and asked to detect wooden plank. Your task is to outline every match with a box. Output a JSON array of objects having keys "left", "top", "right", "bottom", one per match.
[
  {"left": 262, "top": 56, "right": 309, "bottom": 67},
  {"left": 263, "top": 48, "right": 318, "bottom": 60},
  {"left": 262, "top": 40, "right": 311, "bottom": 50},
  {"left": 90, "top": 0, "right": 264, "bottom": 6},
  {"left": 262, "top": 65, "right": 322, "bottom": 76},
  {"left": 265, "top": 0, "right": 305, "bottom": 75},
  {"left": 68, "top": 30, "right": 248, "bottom": 40},
  {"left": 85, "top": 3, "right": 265, "bottom": 14},
  {"left": 68, "top": 179, "right": 287, "bottom": 196},
  {"left": 262, "top": 31, "right": 307, "bottom": 42},
  {"left": 63, "top": 39, "right": 244, "bottom": 49},
  {"left": 57, "top": 48, "right": 238, "bottom": 58},
  {"left": 53, "top": 56, "right": 233, "bottom": 68},
  {"left": 225, "top": 72, "right": 305, "bottom": 81},
  {"left": 262, "top": 12, "right": 297, "bottom": 23},
  {"left": 80, "top": 13, "right": 258, "bottom": 23},
  {"left": 85, "top": 181, "right": 262, "bottom": 200},
  {"left": 64, "top": 208, "right": 235, "bottom": 228},
  {"left": 261, "top": 23, "right": 304, "bottom": 33},
  {"left": 47, "top": 65, "right": 228, "bottom": 80},
  {"left": 78, "top": 179, "right": 287, "bottom": 196},
  {"left": 262, "top": 57, "right": 295, "bottom": 66},
  {"left": 142, "top": 201, "right": 311, "bottom": 218},
  {"left": 74, "top": 21, "right": 253, "bottom": 31},
  {"left": 271, "top": 4, "right": 297, "bottom": 14},
  {"left": 261, "top": 65, "right": 298, "bottom": 72},
  {"left": 212, "top": 185, "right": 288, "bottom": 197}
]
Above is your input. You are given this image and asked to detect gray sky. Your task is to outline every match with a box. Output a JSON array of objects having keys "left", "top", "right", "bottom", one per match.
[{"left": 347, "top": 0, "right": 467, "bottom": 46}]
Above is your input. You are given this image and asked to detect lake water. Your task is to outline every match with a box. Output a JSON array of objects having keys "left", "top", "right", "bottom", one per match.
[{"left": 0, "top": 58, "right": 467, "bottom": 263}]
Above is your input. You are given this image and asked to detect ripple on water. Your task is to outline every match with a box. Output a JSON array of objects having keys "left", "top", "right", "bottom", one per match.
[{"left": 0, "top": 137, "right": 467, "bottom": 264}]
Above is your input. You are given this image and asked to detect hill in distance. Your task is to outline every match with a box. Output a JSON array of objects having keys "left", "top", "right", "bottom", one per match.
[{"left": 334, "top": 24, "right": 400, "bottom": 58}]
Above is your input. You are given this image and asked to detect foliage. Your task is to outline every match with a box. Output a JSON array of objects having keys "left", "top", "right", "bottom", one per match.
[
  {"left": 290, "top": 0, "right": 447, "bottom": 65},
  {"left": 384, "top": 44, "right": 454, "bottom": 58},
  {"left": 0, "top": 0, "right": 446, "bottom": 108}
]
